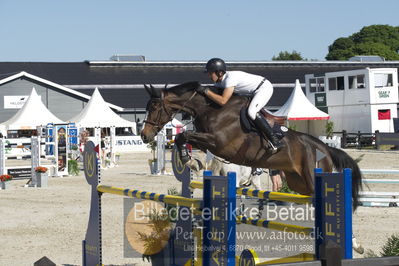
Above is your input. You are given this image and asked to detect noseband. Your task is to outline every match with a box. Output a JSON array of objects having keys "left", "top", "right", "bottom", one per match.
[
  {"left": 143, "top": 92, "right": 171, "bottom": 130},
  {"left": 144, "top": 90, "right": 198, "bottom": 130}
]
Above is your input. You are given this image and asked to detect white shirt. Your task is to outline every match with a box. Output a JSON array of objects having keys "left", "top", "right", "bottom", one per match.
[{"left": 215, "top": 71, "right": 265, "bottom": 94}]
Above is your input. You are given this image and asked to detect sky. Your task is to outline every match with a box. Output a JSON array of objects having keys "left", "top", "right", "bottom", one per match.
[{"left": 0, "top": 0, "right": 398, "bottom": 62}]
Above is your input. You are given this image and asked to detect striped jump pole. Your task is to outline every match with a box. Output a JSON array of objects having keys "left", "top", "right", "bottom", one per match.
[
  {"left": 190, "top": 180, "right": 312, "bottom": 205},
  {"left": 237, "top": 215, "right": 313, "bottom": 235},
  {"left": 83, "top": 142, "right": 237, "bottom": 266},
  {"left": 97, "top": 185, "right": 201, "bottom": 209}
]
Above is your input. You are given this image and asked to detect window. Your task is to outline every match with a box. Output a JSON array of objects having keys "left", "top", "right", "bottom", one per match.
[
  {"left": 317, "top": 78, "right": 325, "bottom": 92},
  {"left": 309, "top": 77, "right": 325, "bottom": 93},
  {"left": 328, "top": 76, "right": 344, "bottom": 91},
  {"left": 349, "top": 75, "right": 365, "bottom": 89},
  {"left": 310, "top": 78, "right": 316, "bottom": 93},
  {"left": 166, "top": 128, "right": 173, "bottom": 140},
  {"left": 337, "top": 76, "right": 344, "bottom": 90},
  {"left": 329, "top": 78, "right": 337, "bottom": 90},
  {"left": 116, "top": 127, "right": 134, "bottom": 136},
  {"left": 375, "top": 73, "right": 393, "bottom": 87}
]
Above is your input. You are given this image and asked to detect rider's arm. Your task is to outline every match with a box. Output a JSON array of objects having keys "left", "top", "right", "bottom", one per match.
[{"left": 206, "top": 86, "right": 234, "bottom": 106}]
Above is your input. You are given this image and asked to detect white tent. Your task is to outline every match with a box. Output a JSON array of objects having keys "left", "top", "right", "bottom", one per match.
[
  {"left": 273, "top": 79, "right": 329, "bottom": 136},
  {"left": 273, "top": 79, "right": 329, "bottom": 120},
  {"left": 69, "top": 88, "right": 136, "bottom": 131},
  {"left": 1, "top": 88, "right": 64, "bottom": 130}
]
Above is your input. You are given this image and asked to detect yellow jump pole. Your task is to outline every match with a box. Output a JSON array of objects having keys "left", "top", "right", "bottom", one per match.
[
  {"left": 190, "top": 181, "right": 312, "bottom": 205},
  {"left": 255, "top": 252, "right": 315, "bottom": 265},
  {"left": 237, "top": 215, "right": 313, "bottom": 235},
  {"left": 97, "top": 185, "right": 202, "bottom": 209}
]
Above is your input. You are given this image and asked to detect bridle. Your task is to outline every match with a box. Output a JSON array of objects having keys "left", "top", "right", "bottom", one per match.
[{"left": 144, "top": 90, "right": 198, "bottom": 130}]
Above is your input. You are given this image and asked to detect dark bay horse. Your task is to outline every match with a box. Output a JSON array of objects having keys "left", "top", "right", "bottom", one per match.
[{"left": 140, "top": 82, "right": 362, "bottom": 209}]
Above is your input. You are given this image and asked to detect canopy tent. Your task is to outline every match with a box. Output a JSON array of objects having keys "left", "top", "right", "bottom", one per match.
[
  {"left": 69, "top": 88, "right": 136, "bottom": 132},
  {"left": 273, "top": 79, "right": 329, "bottom": 136},
  {"left": 1, "top": 88, "right": 64, "bottom": 130},
  {"left": 273, "top": 79, "right": 329, "bottom": 120}
]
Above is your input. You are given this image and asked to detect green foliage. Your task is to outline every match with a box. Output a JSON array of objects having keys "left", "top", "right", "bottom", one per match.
[
  {"left": 354, "top": 42, "right": 399, "bottom": 60},
  {"left": 352, "top": 25, "right": 399, "bottom": 51},
  {"left": 381, "top": 234, "right": 399, "bottom": 256},
  {"left": 278, "top": 179, "right": 296, "bottom": 194},
  {"left": 326, "top": 24, "right": 399, "bottom": 60},
  {"left": 68, "top": 159, "right": 80, "bottom": 176},
  {"left": 136, "top": 208, "right": 172, "bottom": 255},
  {"left": 363, "top": 234, "right": 399, "bottom": 258},
  {"left": 167, "top": 187, "right": 179, "bottom": 222},
  {"left": 325, "top": 121, "right": 334, "bottom": 138},
  {"left": 272, "top": 50, "right": 304, "bottom": 60},
  {"left": 71, "top": 144, "right": 79, "bottom": 151},
  {"left": 363, "top": 249, "right": 378, "bottom": 258}
]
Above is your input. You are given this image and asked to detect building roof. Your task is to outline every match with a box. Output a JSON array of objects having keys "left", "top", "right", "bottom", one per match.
[
  {"left": 0, "top": 71, "right": 124, "bottom": 111},
  {"left": 1, "top": 61, "right": 398, "bottom": 110}
]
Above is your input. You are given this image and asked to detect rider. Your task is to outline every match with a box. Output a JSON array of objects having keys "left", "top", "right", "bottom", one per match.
[{"left": 197, "top": 58, "right": 283, "bottom": 151}]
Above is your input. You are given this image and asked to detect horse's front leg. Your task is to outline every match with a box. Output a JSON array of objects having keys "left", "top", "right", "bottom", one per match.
[
  {"left": 184, "top": 131, "right": 217, "bottom": 151},
  {"left": 174, "top": 132, "right": 191, "bottom": 164},
  {"left": 175, "top": 131, "right": 217, "bottom": 163}
]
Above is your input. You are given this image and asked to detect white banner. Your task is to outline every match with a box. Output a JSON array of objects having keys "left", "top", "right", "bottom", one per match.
[
  {"left": 115, "top": 136, "right": 149, "bottom": 152},
  {"left": 4, "top": 96, "right": 29, "bottom": 109}
]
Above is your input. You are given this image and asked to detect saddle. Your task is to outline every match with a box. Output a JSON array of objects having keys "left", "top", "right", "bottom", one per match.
[{"left": 240, "top": 107, "right": 287, "bottom": 140}]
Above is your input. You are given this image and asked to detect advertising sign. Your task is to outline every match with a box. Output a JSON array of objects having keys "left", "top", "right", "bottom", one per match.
[
  {"left": 315, "top": 169, "right": 352, "bottom": 259},
  {"left": 115, "top": 136, "right": 149, "bottom": 152},
  {"left": 54, "top": 124, "right": 68, "bottom": 176},
  {"left": 4, "top": 95, "right": 29, "bottom": 109}
]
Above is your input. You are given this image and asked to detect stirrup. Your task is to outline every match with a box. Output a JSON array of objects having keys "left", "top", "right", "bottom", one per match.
[{"left": 268, "top": 140, "right": 282, "bottom": 153}]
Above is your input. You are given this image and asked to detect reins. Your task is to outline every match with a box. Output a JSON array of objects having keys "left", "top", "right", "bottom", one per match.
[
  {"left": 144, "top": 90, "right": 198, "bottom": 129},
  {"left": 169, "top": 91, "right": 198, "bottom": 128}
]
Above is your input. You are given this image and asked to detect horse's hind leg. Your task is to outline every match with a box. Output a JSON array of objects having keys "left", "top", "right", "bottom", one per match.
[
  {"left": 318, "top": 156, "right": 334, "bottom": 172},
  {"left": 284, "top": 170, "right": 314, "bottom": 195}
]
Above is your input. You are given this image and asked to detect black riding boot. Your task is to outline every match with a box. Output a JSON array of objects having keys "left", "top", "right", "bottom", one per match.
[
  {"left": 179, "top": 144, "right": 190, "bottom": 164},
  {"left": 253, "top": 113, "right": 283, "bottom": 151}
]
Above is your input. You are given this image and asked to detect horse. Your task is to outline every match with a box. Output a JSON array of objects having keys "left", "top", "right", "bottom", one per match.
[
  {"left": 140, "top": 82, "right": 363, "bottom": 210},
  {"left": 206, "top": 154, "right": 262, "bottom": 190}
]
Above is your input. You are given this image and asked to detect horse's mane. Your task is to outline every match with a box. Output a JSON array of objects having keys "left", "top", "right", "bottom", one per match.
[{"left": 167, "top": 82, "right": 200, "bottom": 96}]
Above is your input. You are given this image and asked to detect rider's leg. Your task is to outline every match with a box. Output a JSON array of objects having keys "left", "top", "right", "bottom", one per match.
[
  {"left": 248, "top": 80, "right": 283, "bottom": 150},
  {"left": 253, "top": 113, "right": 283, "bottom": 150}
]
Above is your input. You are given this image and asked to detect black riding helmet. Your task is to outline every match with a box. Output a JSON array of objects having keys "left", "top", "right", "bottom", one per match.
[{"left": 205, "top": 58, "right": 226, "bottom": 73}]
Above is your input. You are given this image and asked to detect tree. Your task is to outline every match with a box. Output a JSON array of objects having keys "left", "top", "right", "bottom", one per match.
[
  {"left": 272, "top": 50, "right": 304, "bottom": 60},
  {"left": 326, "top": 25, "right": 399, "bottom": 60}
]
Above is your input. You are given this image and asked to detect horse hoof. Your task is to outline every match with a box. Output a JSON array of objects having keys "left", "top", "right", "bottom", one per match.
[
  {"left": 240, "top": 180, "right": 251, "bottom": 187},
  {"left": 194, "top": 158, "right": 204, "bottom": 170}
]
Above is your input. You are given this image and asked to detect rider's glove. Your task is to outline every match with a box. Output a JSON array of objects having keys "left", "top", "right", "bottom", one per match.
[{"left": 196, "top": 85, "right": 209, "bottom": 95}]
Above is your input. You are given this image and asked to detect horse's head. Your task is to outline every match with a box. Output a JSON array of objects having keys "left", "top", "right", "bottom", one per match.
[
  {"left": 140, "top": 84, "right": 173, "bottom": 143},
  {"left": 141, "top": 82, "right": 205, "bottom": 143}
]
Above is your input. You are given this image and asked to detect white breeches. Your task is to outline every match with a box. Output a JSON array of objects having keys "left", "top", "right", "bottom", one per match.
[{"left": 247, "top": 79, "right": 273, "bottom": 120}]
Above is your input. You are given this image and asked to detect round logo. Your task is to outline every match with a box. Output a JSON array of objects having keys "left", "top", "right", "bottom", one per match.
[
  {"left": 125, "top": 200, "right": 172, "bottom": 255},
  {"left": 238, "top": 249, "right": 259, "bottom": 266},
  {"left": 83, "top": 141, "right": 98, "bottom": 186},
  {"left": 171, "top": 145, "right": 191, "bottom": 182},
  {"left": 280, "top": 126, "right": 289, "bottom": 132}
]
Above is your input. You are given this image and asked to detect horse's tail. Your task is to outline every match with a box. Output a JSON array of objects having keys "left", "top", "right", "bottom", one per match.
[
  {"left": 301, "top": 133, "right": 363, "bottom": 211},
  {"left": 326, "top": 146, "right": 363, "bottom": 211}
]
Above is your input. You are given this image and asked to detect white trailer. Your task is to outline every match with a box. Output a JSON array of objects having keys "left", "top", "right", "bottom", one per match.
[{"left": 305, "top": 68, "right": 398, "bottom": 133}]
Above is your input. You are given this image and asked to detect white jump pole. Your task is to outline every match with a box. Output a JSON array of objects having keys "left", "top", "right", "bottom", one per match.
[{"left": 30, "top": 136, "right": 40, "bottom": 186}]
